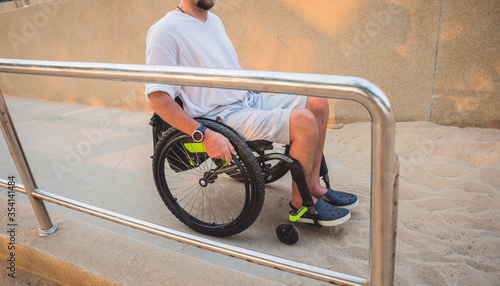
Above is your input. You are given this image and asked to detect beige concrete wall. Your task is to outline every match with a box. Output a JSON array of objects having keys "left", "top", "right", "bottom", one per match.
[
  {"left": 431, "top": 0, "right": 499, "bottom": 128},
  {"left": 0, "top": 0, "right": 498, "bottom": 128},
  {"left": 0, "top": 0, "right": 151, "bottom": 110}
]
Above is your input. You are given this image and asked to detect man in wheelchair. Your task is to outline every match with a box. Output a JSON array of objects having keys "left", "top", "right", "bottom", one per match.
[{"left": 146, "top": 0, "right": 358, "bottom": 231}]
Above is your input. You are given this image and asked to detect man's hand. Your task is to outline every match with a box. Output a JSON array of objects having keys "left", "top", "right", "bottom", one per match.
[
  {"left": 148, "top": 92, "right": 236, "bottom": 162},
  {"left": 203, "top": 129, "right": 236, "bottom": 163}
]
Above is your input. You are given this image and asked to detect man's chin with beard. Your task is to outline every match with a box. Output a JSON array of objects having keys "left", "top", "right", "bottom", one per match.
[{"left": 196, "top": 0, "right": 215, "bottom": 11}]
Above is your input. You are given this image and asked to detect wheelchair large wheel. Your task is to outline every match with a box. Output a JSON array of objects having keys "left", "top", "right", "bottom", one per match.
[{"left": 152, "top": 119, "right": 266, "bottom": 237}]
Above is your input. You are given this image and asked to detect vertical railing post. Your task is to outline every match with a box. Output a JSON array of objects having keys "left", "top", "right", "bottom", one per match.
[
  {"left": 0, "top": 90, "right": 58, "bottom": 236},
  {"left": 368, "top": 114, "right": 397, "bottom": 286}
]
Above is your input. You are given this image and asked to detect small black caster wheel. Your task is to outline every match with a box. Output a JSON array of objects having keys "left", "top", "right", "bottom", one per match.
[{"left": 276, "top": 223, "right": 300, "bottom": 245}]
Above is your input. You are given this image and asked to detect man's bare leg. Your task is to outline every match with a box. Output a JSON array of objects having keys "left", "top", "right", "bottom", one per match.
[
  {"left": 305, "top": 97, "right": 330, "bottom": 198},
  {"left": 288, "top": 108, "right": 319, "bottom": 208},
  {"left": 288, "top": 97, "right": 329, "bottom": 208},
  {"left": 290, "top": 97, "right": 358, "bottom": 211}
]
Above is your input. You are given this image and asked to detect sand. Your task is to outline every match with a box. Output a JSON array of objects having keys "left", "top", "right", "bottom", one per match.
[
  {"left": 391, "top": 122, "right": 500, "bottom": 285},
  {"left": 267, "top": 121, "right": 500, "bottom": 285},
  {"left": 0, "top": 97, "right": 499, "bottom": 285}
]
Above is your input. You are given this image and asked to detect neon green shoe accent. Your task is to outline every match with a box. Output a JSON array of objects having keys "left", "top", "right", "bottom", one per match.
[
  {"left": 184, "top": 143, "right": 206, "bottom": 153},
  {"left": 289, "top": 206, "right": 308, "bottom": 222}
]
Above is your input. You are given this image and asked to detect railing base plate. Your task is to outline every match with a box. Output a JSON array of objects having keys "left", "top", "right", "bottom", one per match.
[{"left": 37, "top": 224, "right": 59, "bottom": 237}]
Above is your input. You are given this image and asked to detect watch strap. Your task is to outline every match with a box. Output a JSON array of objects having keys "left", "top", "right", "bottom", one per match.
[{"left": 197, "top": 125, "right": 207, "bottom": 133}]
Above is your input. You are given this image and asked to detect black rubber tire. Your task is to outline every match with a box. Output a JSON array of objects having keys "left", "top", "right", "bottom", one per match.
[
  {"left": 152, "top": 118, "right": 265, "bottom": 237},
  {"left": 276, "top": 223, "right": 300, "bottom": 245}
]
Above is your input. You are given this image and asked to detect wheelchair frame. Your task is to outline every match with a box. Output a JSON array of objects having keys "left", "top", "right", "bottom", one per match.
[{"left": 150, "top": 113, "right": 331, "bottom": 244}]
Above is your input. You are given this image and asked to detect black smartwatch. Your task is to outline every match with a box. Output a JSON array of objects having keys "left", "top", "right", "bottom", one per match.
[{"left": 192, "top": 125, "right": 207, "bottom": 143}]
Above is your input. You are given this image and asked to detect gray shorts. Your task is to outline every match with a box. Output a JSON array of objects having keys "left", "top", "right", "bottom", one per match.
[{"left": 203, "top": 92, "right": 308, "bottom": 144}]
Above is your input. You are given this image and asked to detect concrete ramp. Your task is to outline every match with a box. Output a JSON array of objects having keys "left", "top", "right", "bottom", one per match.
[{"left": 0, "top": 198, "right": 285, "bottom": 285}]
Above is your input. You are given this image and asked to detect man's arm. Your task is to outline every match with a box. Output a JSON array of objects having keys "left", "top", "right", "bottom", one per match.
[{"left": 148, "top": 91, "right": 236, "bottom": 162}]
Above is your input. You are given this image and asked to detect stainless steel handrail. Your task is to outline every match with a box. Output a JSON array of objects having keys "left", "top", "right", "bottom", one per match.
[{"left": 0, "top": 58, "right": 398, "bottom": 286}]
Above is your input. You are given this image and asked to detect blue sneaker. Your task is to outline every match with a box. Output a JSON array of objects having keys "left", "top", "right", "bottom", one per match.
[
  {"left": 321, "top": 188, "right": 359, "bottom": 209},
  {"left": 289, "top": 200, "right": 350, "bottom": 227}
]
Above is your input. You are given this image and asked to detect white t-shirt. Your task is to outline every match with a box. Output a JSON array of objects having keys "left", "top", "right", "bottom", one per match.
[{"left": 145, "top": 11, "right": 247, "bottom": 118}]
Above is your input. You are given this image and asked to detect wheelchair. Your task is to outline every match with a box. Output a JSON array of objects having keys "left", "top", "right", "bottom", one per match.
[{"left": 150, "top": 107, "right": 332, "bottom": 245}]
